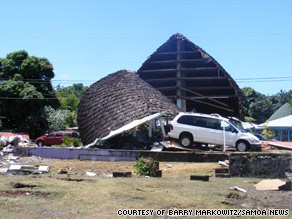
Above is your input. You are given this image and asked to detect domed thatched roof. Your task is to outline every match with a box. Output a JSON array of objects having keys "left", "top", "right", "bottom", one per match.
[{"left": 77, "top": 70, "right": 180, "bottom": 145}]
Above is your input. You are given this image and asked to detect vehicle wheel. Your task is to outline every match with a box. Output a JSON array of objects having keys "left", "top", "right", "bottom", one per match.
[
  {"left": 37, "top": 141, "right": 44, "bottom": 147},
  {"left": 236, "top": 141, "right": 249, "bottom": 152},
  {"left": 179, "top": 133, "right": 193, "bottom": 147}
]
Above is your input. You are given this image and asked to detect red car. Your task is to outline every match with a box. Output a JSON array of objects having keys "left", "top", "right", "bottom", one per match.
[{"left": 35, "top": 131, "right": 79, "bottom": 147}]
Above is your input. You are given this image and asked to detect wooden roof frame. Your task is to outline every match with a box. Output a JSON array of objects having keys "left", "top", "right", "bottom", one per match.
[{"left": 137, "top": 33, "right": 244, "bottom": 119}]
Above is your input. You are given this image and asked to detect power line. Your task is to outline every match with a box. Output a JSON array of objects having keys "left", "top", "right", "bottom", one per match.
[
  {"left": 0, "top": 97, "right": 59, "bottom": 100},
  {"left": 1, "top": 76, "right": 292, "bottom": 81},
  {"left": 0, "top": 32, "right": 291, "bottom": 39}
]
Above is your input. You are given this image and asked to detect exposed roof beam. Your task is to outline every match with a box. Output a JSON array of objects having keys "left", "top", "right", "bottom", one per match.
[
  {"left": 140, "top": 67, "right": 217, "bottom": 73},
  {"left": 148, "top": 59, "right": 203, "bottom": 64},
  {"left": 166, "top": 95, "right": 237, "bottom": 99},
  {"left": 180, "top": 96, "right": 234, "bottom": 113},
  {"left": 145, "top": 77, "right": 227, "bottom": 83},
  {"left": 187, "top": 86, "right": 234, "bottom": 91},
  {"left": 156, "top": 51, "right": 200, "bottom": 55},
  {"left": 140, "top": 69, "right": 176, "bottom": 73},
  {"left": 180, "top": 76, "right": 226, "bottom": 81},
  {"left": 181, "top": 67, "right": 217, "bottom": 71},
  {"left": 178, "top": 86, "right": 230, "bottom": 108},
  {"left": 145, "top": 77, "right": 177, "bottom": 82},
  {"left": 156, "top": 86, "right": 234, "bottom": 91}
]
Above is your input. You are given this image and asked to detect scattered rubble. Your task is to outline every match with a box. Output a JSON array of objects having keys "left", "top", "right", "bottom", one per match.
[
  {"left": 11, "top": 182, "right": 37, "bottom": 189},
  {"left": 218, "top": 160, "right": 229, "bottom": 167},
  {"left": 86, "top": 171, "right": 98, "bottom": 177},
  {"left": 229, "top": 186, "right": 247, "bottom": 193},
  {"left": 113, "top": 172, "right": 132, "bottom": 177},
  {"left": 57, "top": 169, "right": 68, "bottom": 174},
  {"left": 0, "top": 133, "right": 34, "bottom": 147},
  {"left": 190, "top": 175, "right": 210, "bottom": 181},
  {"left": 0, "top": 149, "right": 50, "bottom": 175},
  {"left": 4, "top": 164, "right": 50, "bottom": 175},
  {"left": 165, "top": 164, "right": 172, "bottom": 168}
]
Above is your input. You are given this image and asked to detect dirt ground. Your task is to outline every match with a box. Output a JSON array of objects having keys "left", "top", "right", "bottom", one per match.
[{"left": 1, "top": 156, "right": 292, "bottom": 218}]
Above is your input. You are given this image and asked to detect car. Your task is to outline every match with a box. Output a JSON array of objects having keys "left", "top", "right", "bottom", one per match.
[
  {"left": 35, "top": 131, "right": 79, "bottom": 147},
  {"left": 167, "top": 112, "right": 261, "bottom": 152},
  {"left": 253, "top": 133, "right": 278, "bottom": 141}
]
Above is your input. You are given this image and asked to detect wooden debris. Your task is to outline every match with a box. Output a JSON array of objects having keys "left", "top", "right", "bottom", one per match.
[
  {"left": 113, "top": 172, "right": 132, "bottom": 177},
  {"left": 190, "top": 175, "right": 209, "bottom": 181}
]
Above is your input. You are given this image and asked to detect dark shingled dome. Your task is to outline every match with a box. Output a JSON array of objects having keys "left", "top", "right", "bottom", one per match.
[{"left": 77, "top": 70, "right": 180, "bottom": 145}]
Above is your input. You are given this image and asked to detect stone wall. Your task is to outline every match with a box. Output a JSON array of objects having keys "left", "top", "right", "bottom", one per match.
[
  {"left": 13, "top": 147, "right": 229, "bottom": 162},
  {"left": 229, "top": 152, "right": 292, "bottom": 178}
]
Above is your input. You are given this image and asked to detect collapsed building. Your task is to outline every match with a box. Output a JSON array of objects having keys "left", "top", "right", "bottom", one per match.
[
  {"left": 137, "top": 33, "right": 244, "bottom": 119},
  {"left": 77, "top": 70, "right": 180, "bottom": 145},
  {"left": 77, "top": 34, "right": 245, "bottom": 145}
]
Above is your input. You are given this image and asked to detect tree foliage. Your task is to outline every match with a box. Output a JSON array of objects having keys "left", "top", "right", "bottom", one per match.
[
  {"left": 55, "top": 83, "right": 88, "bottom": 127},
  {"left": 242, "top": 87, "right": 292, "bottom": 124},
  {"left": 56, "top": 83, "right": 87, "bottom": 111},
  {"left": 0, "top": 50, "right": 59, "bottom": 138},
  {"left": 44, "top": 106, "right": 69, "bottom": 132}
]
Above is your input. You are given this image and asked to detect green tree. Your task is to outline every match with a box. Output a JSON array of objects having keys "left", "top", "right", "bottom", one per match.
[
  {"left": 56, "top": 83, "right": 87, "bottom": 111},
  {"left": 55, "top": 83, "right": 88, "bottom": 127},
  {"left": 0, "top": 50, "right": 59, "bottom": 138},
  {"left": 44, "top": 106, "right": 69, "bottom": 132},
  {"left": 241, "top": 87, "right": 273, "bottom": 124},
  {"left": 270, "top": 90, "right": 292, "bottom": 112}
]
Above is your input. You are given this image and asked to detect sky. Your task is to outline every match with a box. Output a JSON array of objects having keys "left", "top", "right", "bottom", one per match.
[{"left": 0, "top": 0, "right": 291, "bottom": 96}]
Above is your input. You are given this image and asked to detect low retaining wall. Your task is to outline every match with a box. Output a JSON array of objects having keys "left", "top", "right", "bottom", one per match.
[
  {"left": 229, "top": 152, "right": 292, "bottom": 178},
  {"left": 13, "top": 147, "right": 138, "bottom": 161},
  {"left": 13, "top": 147, "right": 229, "bottom": 162}
]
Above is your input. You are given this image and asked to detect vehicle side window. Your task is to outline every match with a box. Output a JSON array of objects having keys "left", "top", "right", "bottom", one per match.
[
  {"left": 194, "top": 117, "right": 206, "bottom": 128},
  {"left": 56, "top": 133, "right": 63, "bottom": 137},
  {"left": 220, "top": 121, "right": 234, "bottom": 132},
  {"left": 72, "top": 132, "right": 78, "bottom": 138},
  {"left": 64, "top": 133, "right": 71, "bottom": 137},
  {"left": 47, "top": 133, "right": 54, "bottom": 137},
  {"left": 204, "top": 118, "right": 220, "bottom": 130},
  {"left": 177, "top": 116, "right": 196, "bottom": 126}
]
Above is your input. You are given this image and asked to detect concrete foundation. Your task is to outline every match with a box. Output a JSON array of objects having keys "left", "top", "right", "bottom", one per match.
[{"left": 13, "top": 147, "right": 229, "bottom": 162}]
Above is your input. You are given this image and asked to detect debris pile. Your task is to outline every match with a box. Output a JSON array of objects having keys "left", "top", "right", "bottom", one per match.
[
  {"left": 0, "top": 146, "right": 50, "bottom": 175},
  {"left": 0, "top": 133, "right": 35, "bottom": 148}
]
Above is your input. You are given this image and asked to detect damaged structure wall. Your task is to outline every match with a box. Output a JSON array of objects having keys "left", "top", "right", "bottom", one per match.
[
  {"left": 77, "top": 70, "right": 180, "bottom": 145},
  {"left": 229, "top": 153, "right": 292, "bottom": 178},
  {"left": 137, "top": 33, "right": 244, "bottom": 119}
]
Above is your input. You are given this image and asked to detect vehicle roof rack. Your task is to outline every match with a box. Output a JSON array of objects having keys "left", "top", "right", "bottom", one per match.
[{"left": 210, "top": 113, "right": 222, "bottom": 118}]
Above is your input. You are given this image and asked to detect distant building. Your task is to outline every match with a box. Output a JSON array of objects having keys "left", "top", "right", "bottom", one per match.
[
  {"left": 258, "top": 115, "right": 292, "bottom": 141},
  {"left": 268, "top": 103, "right": 292, "bottom": 121},
  {"left": 260, "top": 103, "right": 292, "bottom": 141},
  {"left": 137, "top": 33, "right": 244, "bottom": 119}
]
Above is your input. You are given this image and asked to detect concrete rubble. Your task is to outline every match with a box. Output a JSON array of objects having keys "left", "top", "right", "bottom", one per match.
[
  {"left": 0, "top": 134, "right": 33, "bottom": 147},
  {"left": 0, "top": 146, "right": 50, "bottom": 175},
  {"left": 86, "top": 171, "right": 98, "bottom": 177},
  {"left": 0, "top": 164, "right": 50, "bottom": 175}
]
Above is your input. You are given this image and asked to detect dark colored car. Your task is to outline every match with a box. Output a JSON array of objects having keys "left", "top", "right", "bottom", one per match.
[
  {"left": 35, "top": 131, "right": 79, "bottom": 147},
  {"left": 253, "top": 133, "right": 278, "bottom": 141}
]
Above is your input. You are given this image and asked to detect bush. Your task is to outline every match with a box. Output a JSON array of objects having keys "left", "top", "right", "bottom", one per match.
[
  {"left": 56, "top": 136, "right": 81, "bottom": 148},
  {"left": 133, "top": 157, "right": 158, "bottom": 176},
  {"left": 262, "top": 123, "right": 273, "bottom": 139}
]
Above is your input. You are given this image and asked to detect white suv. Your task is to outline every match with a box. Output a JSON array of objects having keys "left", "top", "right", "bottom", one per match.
[{"left": 168, "top": 112, "right": 261, "bottom": 152}]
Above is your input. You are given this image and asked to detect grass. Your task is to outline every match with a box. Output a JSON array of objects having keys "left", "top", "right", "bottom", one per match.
[{"left": 0, "top": 160, "right": 291, "bottom": 218}]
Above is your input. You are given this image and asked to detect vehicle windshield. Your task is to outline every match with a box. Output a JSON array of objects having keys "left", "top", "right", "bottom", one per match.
[
  {"left": 255, "top": 134, "right": 268, "bottom": 140},
  {"left": 228, "top": 120, "right": 247, "bottom": 133}
]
